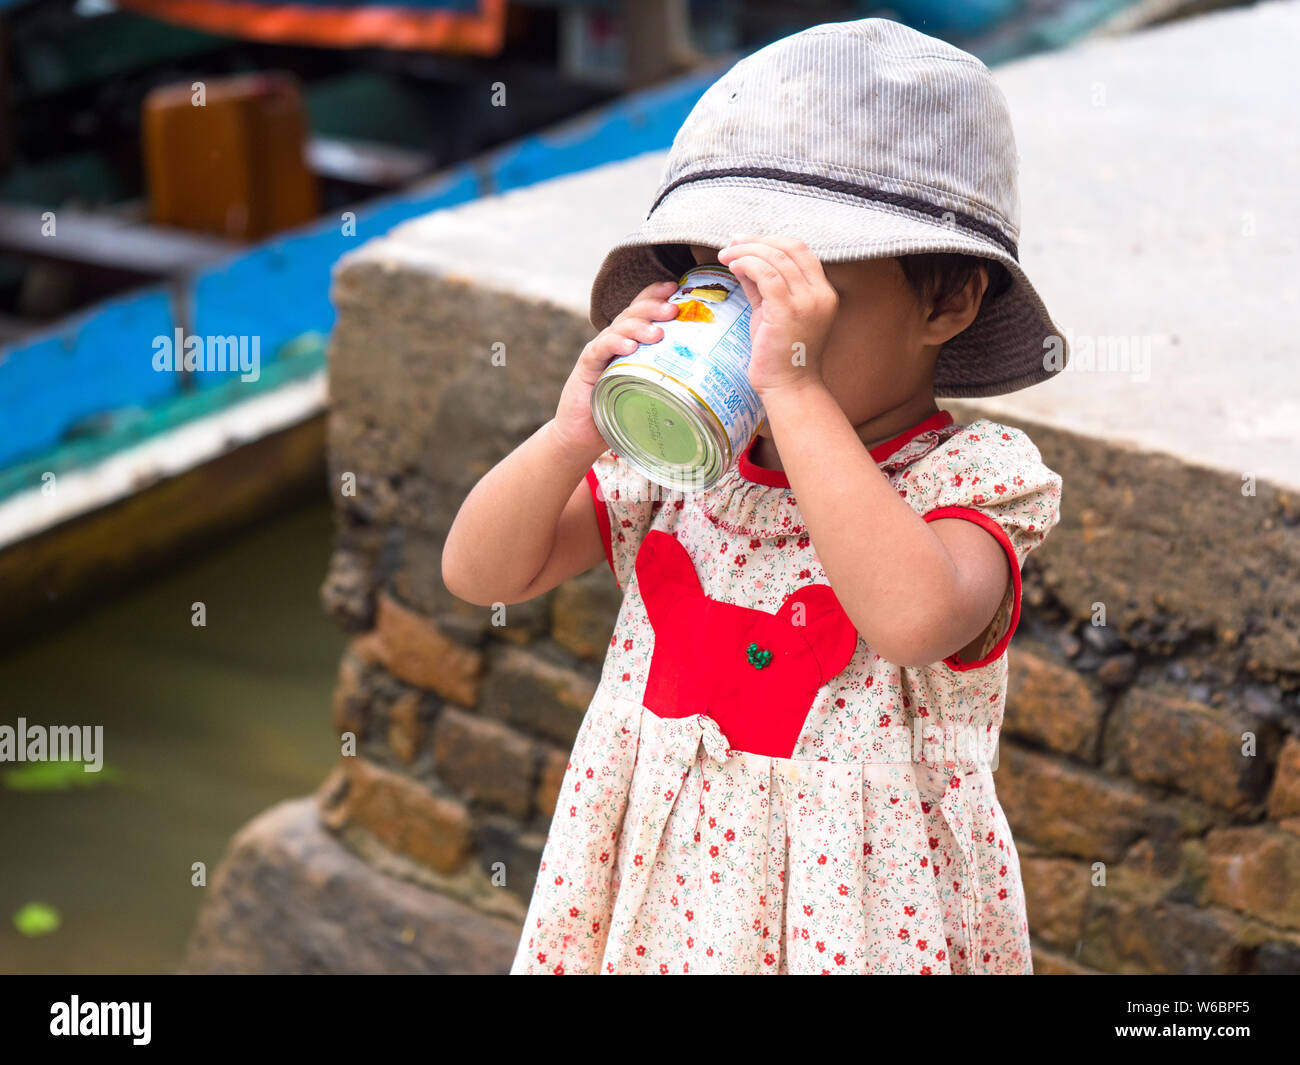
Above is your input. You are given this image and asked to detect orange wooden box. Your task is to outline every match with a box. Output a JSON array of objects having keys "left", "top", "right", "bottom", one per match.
[{"left": 142, "top": 72, "right": 319, "bottom": 240}]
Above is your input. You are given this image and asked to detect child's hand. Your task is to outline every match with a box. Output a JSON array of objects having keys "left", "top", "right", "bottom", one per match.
[
  {"left": 717, "top": 235, "right": 838, "bottom": 398},
  {"left": 551, "top": 280, "right": 681, "bottom": 457}
]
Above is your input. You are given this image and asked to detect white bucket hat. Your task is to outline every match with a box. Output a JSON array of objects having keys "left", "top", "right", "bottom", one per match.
[{"left": 589, "top": 17, "right": 1069, "bottom": 397}]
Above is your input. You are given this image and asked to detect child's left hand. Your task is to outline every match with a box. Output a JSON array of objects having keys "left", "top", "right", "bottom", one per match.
[{"left": 717, "top": 234, "right": 838, "bottom": 398}]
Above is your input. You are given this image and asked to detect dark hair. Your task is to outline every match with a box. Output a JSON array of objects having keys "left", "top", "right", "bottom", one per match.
[
  {"left": 897, "top": 252, "right": 1011, "bottom": 311},
  {"left": 653, "top": 243, "right": 696, "bottom": 278}
]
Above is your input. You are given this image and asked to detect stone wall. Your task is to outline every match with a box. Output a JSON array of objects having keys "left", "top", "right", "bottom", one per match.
[{"left": 289, "top": 246, "right": 1300, "bottom": 976}]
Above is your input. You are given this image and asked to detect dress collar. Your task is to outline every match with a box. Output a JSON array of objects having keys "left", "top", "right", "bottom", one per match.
[{"left": 735, "top": 409, "right": 954, "bottom": 488}]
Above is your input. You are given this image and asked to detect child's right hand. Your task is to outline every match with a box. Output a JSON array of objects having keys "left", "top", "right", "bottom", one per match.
[{"left": 551, "top": 280, "right": 681, "bottom": 457}]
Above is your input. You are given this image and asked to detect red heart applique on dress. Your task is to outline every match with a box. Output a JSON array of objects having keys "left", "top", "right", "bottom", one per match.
[{"left": 634, "top": 529, "right": 859, "bottom": 758}]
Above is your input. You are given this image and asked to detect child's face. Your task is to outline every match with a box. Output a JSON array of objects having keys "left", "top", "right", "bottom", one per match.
[{"left": 687, "top": 243, "right": 950, "bottom": 436}]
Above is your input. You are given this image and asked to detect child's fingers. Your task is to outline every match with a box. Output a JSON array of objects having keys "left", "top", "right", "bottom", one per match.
[
  {"left": 583, "top": 318, "right": 665, "bottom": 367},
  {"left": 741, "top": 233, "right": 826, "bottom": 289},
  {"left": 726, "top": 264, "right": 762, "bottom": 312},
  {"left": 585, "top": 331, "right": 637, "bottom": 362},
  {"left": 607, "top": 317, "right": 665, "bottom": 348},
  {"left": 615, "top": 294, "right": 680, "bottom": 326},
  {"left": 722, "top": 240, "right": 800, "bottom": 293},
  {"left": 724, "top": 252, "right": 792, "bottom": 311},
  {"left": 614, "top": 281, "right": 680, "bottom": 323},
  {"left": 598, "top": 334, "right": 639, "bottom": 359},
  {"left": 636, "top": 279, "right": 681, "bottom": 301}
]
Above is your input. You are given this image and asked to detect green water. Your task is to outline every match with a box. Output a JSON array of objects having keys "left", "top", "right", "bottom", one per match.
[{"left": 0, "top": 501, "right": 345, "bottom": 974}]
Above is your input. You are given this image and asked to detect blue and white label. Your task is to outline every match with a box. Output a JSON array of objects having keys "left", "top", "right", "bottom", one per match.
[{"left": 604, "top": 265, "right": 765, "bottom": 464}]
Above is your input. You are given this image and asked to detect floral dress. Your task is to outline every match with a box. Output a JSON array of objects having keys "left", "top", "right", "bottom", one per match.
[{"left": 510, "top": 408, "right": 1063, "bottom": 975}]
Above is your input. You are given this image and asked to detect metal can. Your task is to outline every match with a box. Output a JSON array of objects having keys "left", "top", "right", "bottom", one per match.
[{"left": 590, "top": 264, "right": 765, "bottom": 493}]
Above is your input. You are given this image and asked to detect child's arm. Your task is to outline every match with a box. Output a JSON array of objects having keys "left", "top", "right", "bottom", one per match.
[
  {"left": 760, "top": 380, "right": 1010, "bottom": 667},
  {"left": 442, "top": 281, "right": 681, "bottom": 606},
  {"left": 718, "top": 234, "right": 1019, "bottom": 667},
  {"left": 441, "top": 422, "right": 606, "bottom": 607}
]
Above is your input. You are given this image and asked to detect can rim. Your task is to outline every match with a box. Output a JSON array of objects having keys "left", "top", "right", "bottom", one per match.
[
  {"left": 676, "top": 263, "right": 737, "bottom": 286},
  {"left": 591, "top": 366, "right": 731, "bottom": 492}
]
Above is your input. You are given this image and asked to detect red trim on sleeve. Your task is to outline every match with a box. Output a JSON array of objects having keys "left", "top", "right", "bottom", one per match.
[
  {"left": 923, "top": 505, "right": 1021, "bottom": 671},
  {"left": 585, "top": 467, "right": 617, "bottom": 586}
]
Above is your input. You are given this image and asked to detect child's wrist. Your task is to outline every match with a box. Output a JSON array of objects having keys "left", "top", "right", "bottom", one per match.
[
  {"left": 544, "top": 418, "right": 608, "bottom": 470},
  {"left": 755, "top": 374, "right": 831, "bottom": 407}
]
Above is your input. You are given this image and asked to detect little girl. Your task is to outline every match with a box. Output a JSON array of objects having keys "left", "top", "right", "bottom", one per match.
[{"left": 442, "top": 18, "right": 1067, "bottom": 975}]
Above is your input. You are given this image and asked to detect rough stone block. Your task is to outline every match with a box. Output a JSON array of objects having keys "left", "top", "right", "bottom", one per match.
[
  {"left": 1103, "top": 687, "right": 1277, "bottom": 813},
  {"left": 1022, "top": 856, "right": 1091, "bottom": 951},
  {"left": 1079, "top": 898, "right": 1247, "bottom": 974},
  {"left": 353, "top": 592, "right": 483, "bottom": 706},
  {"left": 390, "top": 529, "right": 490, "bottom": 633},
  {"left": 1030, "top": 945, "right": 1099, "bottom": 975},
  {"left": 1252, "top": 938, "right": 1300, "bottom": 975},
  {"left": 316, "top": 758, "right": 473, "bottom": 875},
  {"left": 1004, "top": 644, "right": 1103, "bottom": 761},
  {"left": 387, "top": 691, "right": 425, "bottom": 766},
  {"left": 431, "top": 707, "right": 539, "bottom": 817},
  {"left": 474, "top": 817, "right": 546, "bottom": 904},
  {"left": 491, "top": 590, "right": 556, "bottom": 646},
  {"left": 1267, "top": 735, "right": 1300, "bottom": 819},
  {"left": 551, "top": 567, "right": 622, "bottom": 661},
  {"left": 996, "top": 744, "right": 1185, "bottom": 862},
  {"left": 331, "top": 652, "right": 365, "bottom": 738},
  {"left": 1203, "top": 825, "right": 1300, "bottom": 930},
  {"left": 535, "top": 745, "right": 569, "bottom": 821},
  {"left": 182, "top": 797, "right": 520, "bottom": 974},
  {"left": 319, "top": 546, "right": 376, "bottom": 633},
  {"left": 479, "top": 643, "right": 596, "bottom": 745}
]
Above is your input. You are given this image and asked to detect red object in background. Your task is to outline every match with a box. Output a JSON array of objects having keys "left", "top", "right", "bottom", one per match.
[{"left": 118, "top": 0, "right": 507, "bottom": 54}]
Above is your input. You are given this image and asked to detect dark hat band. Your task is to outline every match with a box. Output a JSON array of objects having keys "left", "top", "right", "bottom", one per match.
[{"left": 647, "top": 166, "right": 1019, "bottom": 261}]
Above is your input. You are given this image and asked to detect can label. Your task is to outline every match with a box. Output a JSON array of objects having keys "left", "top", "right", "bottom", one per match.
[{"left": 595, "top": 264, "right": 764, "bottom": 488}]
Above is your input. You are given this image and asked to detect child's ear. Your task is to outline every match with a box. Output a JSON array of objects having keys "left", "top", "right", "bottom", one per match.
[{"left": 923, "top": 268, "right": 988, "bottom": 346}]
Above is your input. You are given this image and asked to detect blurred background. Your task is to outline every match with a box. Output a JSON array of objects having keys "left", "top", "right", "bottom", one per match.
[{"left": 0, "top": 0, "right": 1270, "bottom": 975}]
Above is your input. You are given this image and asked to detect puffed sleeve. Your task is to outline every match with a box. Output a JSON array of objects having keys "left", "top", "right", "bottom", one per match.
[
  {"left": 901, "top": 420, "right": 1063, "bottom": 671},
  {"left": 585, "top": 448, "right": 669, "bottom": 589}
]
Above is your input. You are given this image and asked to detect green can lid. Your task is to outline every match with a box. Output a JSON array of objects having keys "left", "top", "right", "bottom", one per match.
[{"left": 613, "top": 388, "right": 701, "bottom": 466}]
